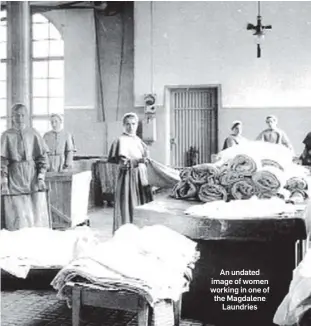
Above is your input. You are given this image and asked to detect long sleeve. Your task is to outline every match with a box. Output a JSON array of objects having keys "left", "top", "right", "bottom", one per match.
[
  {"left": 1, "top": 133, "right": 9, "bottom": 181},
  {"left": 64, "top": 132, "right": 75, "bottom": 168},
  {"left": 280, "top": 131, "right": 293, "bottom": 151}
]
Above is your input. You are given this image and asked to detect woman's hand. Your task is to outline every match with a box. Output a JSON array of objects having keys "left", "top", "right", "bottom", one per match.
[
  {"left": 37, "top": 179, "right": 46, "bottom": 191},
  {"left": 1, "top": 182, "right": 9, "bottom": 195}
]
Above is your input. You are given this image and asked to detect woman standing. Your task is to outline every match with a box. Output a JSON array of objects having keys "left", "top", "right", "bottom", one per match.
[
  {"left": 256, "top": 115, "right": 293, "bottom": 151},
  {"left": 1, "top": 103, "right": 50, "bottom": 230},
  {"left": 222, "top": 121, "right": 247, "bottom": 150},
  {"left": 43, "top": 114, "right": 76, "bottom": 172},
  {"left": 108, "top": 112, "right": 153, "bottom": 233}
]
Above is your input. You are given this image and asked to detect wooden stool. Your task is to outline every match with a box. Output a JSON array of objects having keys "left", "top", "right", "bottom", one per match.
[{"left": 70, "top": 282, "right": 181, "bottom": 326}]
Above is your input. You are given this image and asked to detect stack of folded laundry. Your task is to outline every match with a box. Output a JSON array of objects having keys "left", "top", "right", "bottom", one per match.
[{"left": 51, "top": 224, "right": 200, "bottom": 307}]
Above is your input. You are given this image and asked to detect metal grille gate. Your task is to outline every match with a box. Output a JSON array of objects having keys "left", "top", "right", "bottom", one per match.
[{"left": 170, "top": 87, "right": 218, "bottom": 168}]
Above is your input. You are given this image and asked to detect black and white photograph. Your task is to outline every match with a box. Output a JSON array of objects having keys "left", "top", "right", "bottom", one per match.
[{"left": 1, "top": 1, "right": 311, "bottom": 326}]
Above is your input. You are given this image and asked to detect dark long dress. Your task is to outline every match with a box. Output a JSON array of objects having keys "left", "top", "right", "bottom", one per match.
[
  {"left": 108, "top": 133, "right": 153, "bottom": 233},
  {"left": 1, "top": 127, "right": 50, "bottom": 230}
]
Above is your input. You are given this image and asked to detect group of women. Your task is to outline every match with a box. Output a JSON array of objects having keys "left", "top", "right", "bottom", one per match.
[
  {"left": 2, "top": 106, "right": 311, "bottom": 234},
  {"left": 1, "top": 103, "right": 75, "bottom": 230},
  {"left": 222, "top": 115, "right": 293, "bottom": 151}
]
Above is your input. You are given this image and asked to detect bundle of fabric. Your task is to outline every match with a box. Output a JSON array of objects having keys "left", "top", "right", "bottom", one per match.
[
  {"left": 198, "top": 183, "right": 228, "bottom": 203},
  {"left": 229, "top": 154, "right": 260, "bottom": 176},
  {"left": 146, "top": 159, "right": 181, "bottom": 189},
  {"left": 171, "top": 181, "right": 197, "bottom": 199},
  {"left": 219, "top": 170, "right": 245, "bottom": 187},
  {"left": 261, "top": 159, "right": 284, "bottom": 171},
  {"left": 231, "top": 178, "right": 257, "bottom": 200},
  {"left": 188, "top": 163, "right": 219, "bottom": 185},
  {"left": 51, "top": 224, "right": 199, "bottom": 306},
  {"left": 252, "top": 166, "right": 287, "bottom": 197}
]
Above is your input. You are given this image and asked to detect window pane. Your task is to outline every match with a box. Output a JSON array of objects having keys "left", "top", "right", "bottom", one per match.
[
  {"left": 32, "top": 118, "right": 50, "bottom": 136},
  {"left": 0, "top": 117, "right": 7, "bottom": 135},
  {"left": 0, "top": 42, "right": 6, "bottom": 59},
  {"left": 49, "top": 79, "right": 63, "bottom": 97},
  {"left": 49, "top": 60, "right": 63, "bottom": 78},
  {"left": 33, "top": 97, "right": 48, "bottom": 115},
  {"left": 32, "top": 23, "right": 49, "bottom": 40},
  {"left": 33, "top": 79, "right": 48, "bottom": 97},
  {"left": 0, "top": 81, "right": 5, "bottom": 98},
  {"left": 33, "top": 40, "right": 49, "bottom": 58},
  {"left": 32, "top": 14, "right": 48, "bottom": 24},
  {"left": 0, "top": 98, "right": 6, "bottom": 117},
  {"left": 0, "top": 62, "right": 6, "bottom": 81},
  {"left": 49, "top": 40, "right": 64, "bottom": 57},
  {"left": 49, "top": 24, "right": 62, "bottom": 40},
  {"left": 33, "top": 61, "right": 48, "bottom": 78},
  {"left": 49, "top": 98, "right": 64, "bottom": 115}
]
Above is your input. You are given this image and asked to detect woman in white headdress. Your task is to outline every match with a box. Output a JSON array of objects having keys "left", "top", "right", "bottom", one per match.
[
  {"left": 43, "top": 113, "right": 76, "bottom": 172},
  {"left": 108, "top": 112, "right": 153, "bottom": 233},
  {"left": 222, "top": 120, "right": 247, "bottom": 150},
  {"left": 256, "top": 115, "right": 293, "bottom": 151}
]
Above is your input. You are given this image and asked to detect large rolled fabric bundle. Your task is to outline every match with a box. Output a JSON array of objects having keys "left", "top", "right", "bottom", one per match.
[
  {"left": 252, "top": 166, "right": 286, "bottom": 195},
  {"left": 229, "top": 154, "right": 260, "bottom": 176},
  {"left": 231, "top": 179, "right": 257, "bottom": 200},
  {"left": 171, "top": 181, "right": 197, "bottom": 199},
  {"left": 219, "top": 170, "right": 244, "bottom": 187},
  {"left": 189, "top": 163, "right": 219, "bottom": 185},
  {"left": 261, "top": 159, "right": 284, "bottom": 171},
  {"left": 285, "top": 176, "right": 308, "bottom": 192},
  {"left": 179, "top": 168, "right": 192, "bottom": 182},
  {"left": 198, "top": 183, "right": 228, "bottom": 203}
]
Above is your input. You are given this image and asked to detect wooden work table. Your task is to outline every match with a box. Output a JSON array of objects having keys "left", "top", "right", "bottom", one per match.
[{"left": 133, "top": 191, "right": 307, "bottom": 326}]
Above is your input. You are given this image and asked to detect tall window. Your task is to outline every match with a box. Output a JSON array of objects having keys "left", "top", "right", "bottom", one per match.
[{"left": 0, "top": 9, "right": 64, "bottom": 135}]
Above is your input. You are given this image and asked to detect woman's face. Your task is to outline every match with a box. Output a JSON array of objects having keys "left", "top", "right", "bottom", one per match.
[
  {"left": 232, "top": 124, "right": 242, "bottom": 136},
  {"left": 124, "top": 117, "right": 138, "bottom": 135},
  {"left": 266, "top": 118, "right": 277, "bottom": 130},
  {"left": 51, "top": 116, "right": 62, "bottom": 131},
  {"left": 13, "top": 107, "right": 27, "bottom": 130}
]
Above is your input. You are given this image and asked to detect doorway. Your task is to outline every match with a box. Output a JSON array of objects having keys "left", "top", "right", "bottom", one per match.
[{"left": 168, "top": 85, "right": 220, "bottom": 168}]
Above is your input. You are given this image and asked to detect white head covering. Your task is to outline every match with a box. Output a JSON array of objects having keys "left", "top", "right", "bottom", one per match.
[
  {"left": 231, "top": 120, "right": 242, "bottom": 130},
  {"left": 50, "top": 113, "right": 63, "bottom": 122},
  {"left": 266, "top": 115, "right": 277, "bottom": 123},
  {"left": 122, "top": 112, "right": 139, "bottom": 124}
]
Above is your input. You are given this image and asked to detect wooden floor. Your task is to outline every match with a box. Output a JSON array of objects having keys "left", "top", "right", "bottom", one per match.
[{"left": 1, "top": 207, "right": 211, "bottom": 326}]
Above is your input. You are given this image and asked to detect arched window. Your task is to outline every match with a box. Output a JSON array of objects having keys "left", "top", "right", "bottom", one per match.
[{"left": 0, "top": 9, "right": 64, "bottom": 135}]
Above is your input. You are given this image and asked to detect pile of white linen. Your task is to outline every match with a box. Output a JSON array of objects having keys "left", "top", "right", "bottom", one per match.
[
  {"left": 51, "top": 224, "right": 199, "bottom": 306},
  {"left": 185, "top": 197, "right": 299, "bottom": 219},
  {"left": 0, "top": 226, "right": 98, "bottom": 278},
  {"left": 274, "top": 249, "right": 311, "bottom": 325}
]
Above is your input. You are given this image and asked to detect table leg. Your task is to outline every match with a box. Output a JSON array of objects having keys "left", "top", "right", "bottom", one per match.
[
  {"left": 173, "top": 297, "right": 182, "bottom": 326},
  {"left": 137, "top": 297, "right": 149, "bottom": 326},
  {"left": 72, "top": 286, "right": 82, "bottom": 326}
]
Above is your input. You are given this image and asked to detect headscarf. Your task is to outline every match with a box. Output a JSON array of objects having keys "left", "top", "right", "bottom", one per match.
[
  {"left": 50, "top": 113, "right": 63, "bottom": 122},
  {"left": 266, "top": 115, "right": 278, "bottom": 123},
  {"left": 231, "top": 120, "right": 242, "bottom": 130},
  {"left": 122, "top": 112, "right": 139, "bottom": 124}
]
